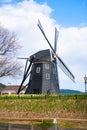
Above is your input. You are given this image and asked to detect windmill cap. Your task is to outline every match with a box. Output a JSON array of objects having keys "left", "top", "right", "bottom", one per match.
[{"left": 30, "top": 49, "right": 52, "bottom": 62}]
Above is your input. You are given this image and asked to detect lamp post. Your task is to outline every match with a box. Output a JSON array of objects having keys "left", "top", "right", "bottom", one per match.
[{"left": 84, "top": 75, "right": 87, "bottom": 93}]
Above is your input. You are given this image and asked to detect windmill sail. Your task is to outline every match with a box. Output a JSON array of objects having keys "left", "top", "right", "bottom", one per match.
[
  {"left": 57, "top": 57, "right": 75, "bottom": 82},
  {"left": 37, "top": 20, "right": 55, "bottom": 54},
  {"left": 37, "top": 20, "right": 75, "bottom": 82},
  {"left": 17, "top": 57, "right": 33, "bottom": 94},
  {"left": 54, "top": 27, "right": 59, "bottom": 52}
]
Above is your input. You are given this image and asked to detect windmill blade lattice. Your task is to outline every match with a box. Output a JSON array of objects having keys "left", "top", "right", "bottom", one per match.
[
  {"left": 57, "top": 57, "right": 75, "bottom": 82},
  {"left": 37, "top": 20, "right": 55, "bottom": 54}
]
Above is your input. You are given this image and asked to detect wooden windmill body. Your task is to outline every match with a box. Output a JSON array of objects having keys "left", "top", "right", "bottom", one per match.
[{"left": 25, "top": 49, "right": 60, "bottom": 94}]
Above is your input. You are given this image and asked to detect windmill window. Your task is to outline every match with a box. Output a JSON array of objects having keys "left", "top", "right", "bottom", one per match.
[
  {"left": 46, "top": 73, "right": 50, "bottom": 80},
  {"left": 36, "top": 67, "right": 41, "bottom": 73},
  {"left": 45, "top": 63, "right": 49, "bottom": 69}
]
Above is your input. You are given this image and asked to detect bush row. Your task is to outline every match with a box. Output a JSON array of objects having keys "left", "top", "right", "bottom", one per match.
[{"left": 0, "top": 94, "right": 87, "bottom": 100}]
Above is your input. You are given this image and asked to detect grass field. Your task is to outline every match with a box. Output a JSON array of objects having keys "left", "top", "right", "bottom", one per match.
[
  {"left": 0, "top": 94, "right": 87, "bottom": 128},
  {"left": 0, "top": 94, "right": 87, "bottom": 118}
]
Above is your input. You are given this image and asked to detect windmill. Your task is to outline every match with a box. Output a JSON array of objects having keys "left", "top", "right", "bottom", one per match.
[{"left": 17, "top": 20, "right": 75, "bottom": 94}]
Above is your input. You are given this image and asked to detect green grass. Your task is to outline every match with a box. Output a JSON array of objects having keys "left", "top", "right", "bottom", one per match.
[
  {"left": 39, "top": 121, "right": 54, "bottom": 127},
  {"left": 0, "top": 93, "right": 87, "bottom": 100},
  {"left": 0, "top": 93, "right": 87, "bottom": 130},
  {"left": 0, "top": 94, "right": 87, "bottom": 119},
  {"left": 58, "top": 121, "right": 76, "bottom": 128}
]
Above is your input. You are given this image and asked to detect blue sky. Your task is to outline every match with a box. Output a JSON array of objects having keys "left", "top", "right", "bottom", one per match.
[
  {"left": 35, "top": 0, "right": 87, "bottom": 27},
  {"left": 0, "top": 0, "right": 87, "bottom": 92}
]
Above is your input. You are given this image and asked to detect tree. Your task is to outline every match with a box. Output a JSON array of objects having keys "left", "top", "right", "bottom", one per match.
[{"left": 0, "top": 25, "right": 22, "bottom": 77}]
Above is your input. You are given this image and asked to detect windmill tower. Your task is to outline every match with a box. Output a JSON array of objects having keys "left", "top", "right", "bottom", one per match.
[{"left": 17, "top": 20, "right": 75, "bottom": 94}]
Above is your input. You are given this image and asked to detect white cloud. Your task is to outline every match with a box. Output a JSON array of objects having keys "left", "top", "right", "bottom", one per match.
[
  {"left": 58, "top": 26, "right": 87, "bottom": 91},
  {"left": 59, "top": 27, "right": 87, "bottom": 62},
  {"left": 0, "top": 0, "right": 87, "bottom": 92}
]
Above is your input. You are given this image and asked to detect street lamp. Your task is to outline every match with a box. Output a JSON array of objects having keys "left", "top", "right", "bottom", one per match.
[{"left": 84, "top": 75, "right": 87, "bottom": 93}]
